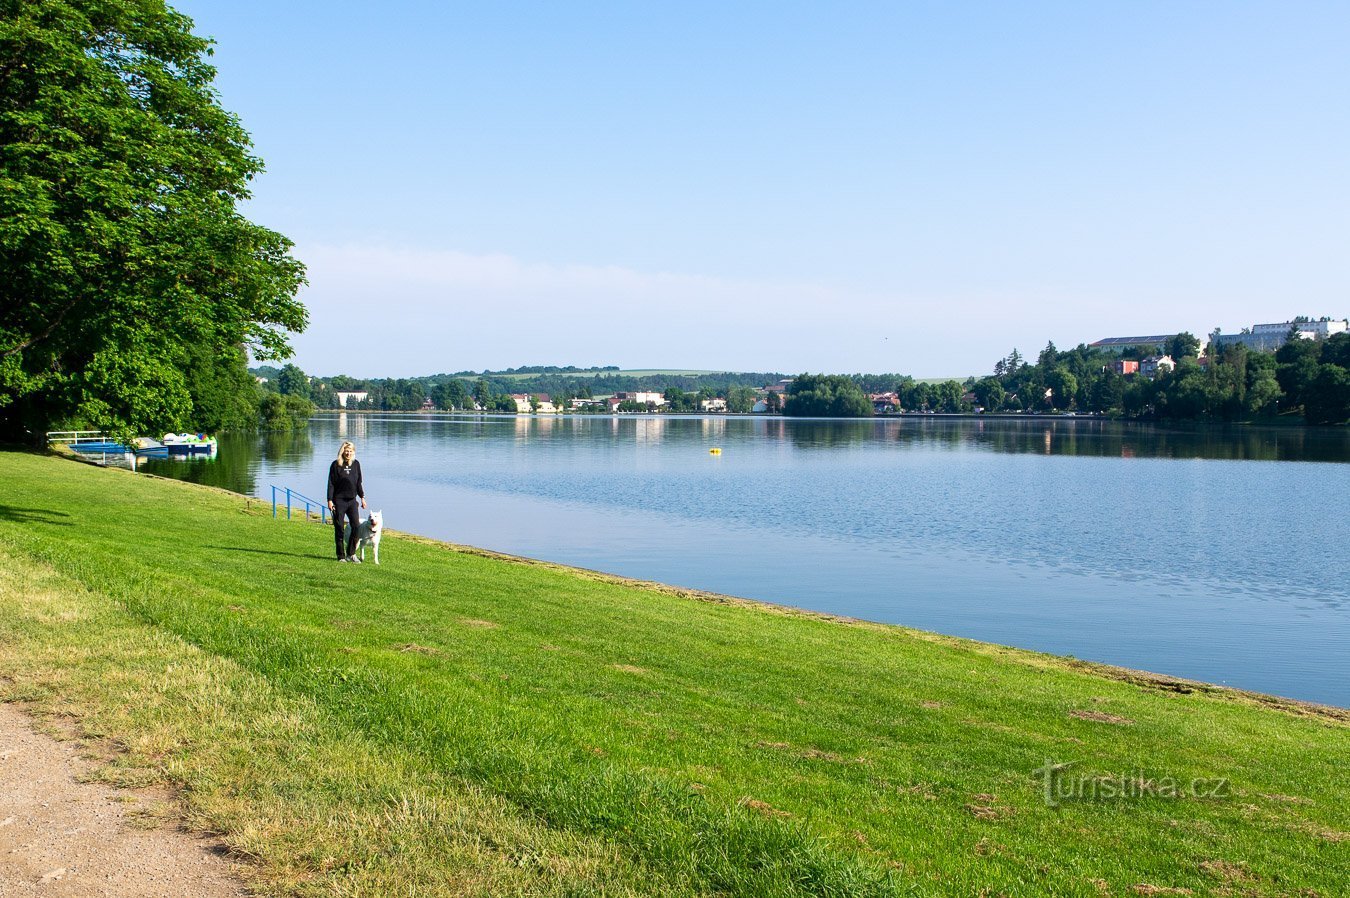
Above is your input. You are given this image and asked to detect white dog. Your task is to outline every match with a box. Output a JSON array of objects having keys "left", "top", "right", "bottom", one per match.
[{"left": 353, "top": 510, "right": 383, "bottom": 565}]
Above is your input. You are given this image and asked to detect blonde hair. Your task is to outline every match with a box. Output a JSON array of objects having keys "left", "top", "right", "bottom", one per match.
[{"left": 337, "top": 440, "right": 356, "bottom": 462}]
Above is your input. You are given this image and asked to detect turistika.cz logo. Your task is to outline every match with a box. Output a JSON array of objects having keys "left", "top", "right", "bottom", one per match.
[{"left": 1033, "top": 760, "right": 1231, "bottom": 808}]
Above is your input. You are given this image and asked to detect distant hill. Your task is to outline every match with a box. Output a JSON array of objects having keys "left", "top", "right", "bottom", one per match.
[
  {"left": 449, "top": 365, "right": 622, "bottom": 377},
  {"left": 483, "top": 368, "right": 722, "bottom": 381}
]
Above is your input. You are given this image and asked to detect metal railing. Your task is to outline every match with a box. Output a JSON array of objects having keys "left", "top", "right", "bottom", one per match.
[
  {"left": 270, "top": 485, "right": 328, "bottom": 524},
  {"left": 47, "top": 430, "right": 136, "bottom": 468},
  {"left": 46, "top": 430, "right": 108, "bottom": 444}
]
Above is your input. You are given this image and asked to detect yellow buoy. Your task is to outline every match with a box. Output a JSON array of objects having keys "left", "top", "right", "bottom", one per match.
[{"left": 709, "top": 447, "right": 722, "bottom": 455}]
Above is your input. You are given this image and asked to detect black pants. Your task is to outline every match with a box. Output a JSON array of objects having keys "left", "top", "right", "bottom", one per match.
[{"left": 332, "top": 498, "right": 360, "bottom": 558}]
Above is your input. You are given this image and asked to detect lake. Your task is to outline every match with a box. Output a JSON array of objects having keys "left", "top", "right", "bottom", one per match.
[{"left": 141, "top": 414, "right": 1350, "bottom": 707}]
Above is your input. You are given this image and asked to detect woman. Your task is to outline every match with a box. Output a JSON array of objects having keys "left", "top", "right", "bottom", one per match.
[{"left": 327, "top": 440, "right": 367, "bottom": 562}]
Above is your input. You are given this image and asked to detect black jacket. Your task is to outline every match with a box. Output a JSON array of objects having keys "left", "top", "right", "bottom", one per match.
[{"left": 327, "top": 459, "right": 364, "bottom": 502}]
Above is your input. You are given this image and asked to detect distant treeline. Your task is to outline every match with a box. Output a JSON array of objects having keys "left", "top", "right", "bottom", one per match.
[
  {"left": 956, "top": 333, "right": 1349, "bottom": 424},
  {"left": 252, "top": 367, "right": 789, "bottom": 412},
  {"left": 255, "top": 331, "right": 1350, "bottom": 425},
  {"left": 449, "top": 365, "right": 621, "bottom": 376},
  {"left": 780, "top": 332, "right": 1350, "bottom": 424}
]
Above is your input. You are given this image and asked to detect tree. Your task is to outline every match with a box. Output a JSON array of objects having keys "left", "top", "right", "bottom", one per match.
[
  {"left": 1275, "top": 338, "right": 1321, "bottom": 412},
  {"left": 184, "top": 343, "right": 257, "bottom": 433},
  {"left": 1244, "top": 354, "right": 1282, "bottom": 418},
  {"left": 662, "top": 386, "right": 694, "bottom": 412},
  {"left": 1165, "top": 332, "right": 1202, "bottom": 360},
  {"left": 783, "top": 374, "right": 873, "bottom": 417},
  {"left": 277, "top": 364, "right": 310, "bottom": 399},
  {"left": 472, "top": 378, "right": 492, "bottom": 410},
  {"left": 432, "top": 380, "right": 469, "bottom": 410},
  {"left": 726, "top": 386, "right": 755, "bottom": 414},
  {"left": 971, "top": 377, "right": 1005, "bottom": 412},
  {"left": 259, "top": 392, "right": 312, "bottom": 431},
  {"left": 1304, "top": 365, "right": 1350, "bottom": 425},
  {"left": 930, "top": 380, "right": 967, "bottom": 413},
  {"left": 901, "top": 380, "right": 933, "bottom": 411},
  {"left": 1322, "top": 332, "right": 1350, "bottom": 370},
  {"left": 1046, "top": 367, "right": 1078, "bottom": 410},
  {"left": 1091, "top": 370, "right": 1125, "bottom": 414},
  {"left": 0, "top": 1, "right": 307, "bottom": 443},
  {"left": 308, "top": 380, "right": 336, "bottom": 409}
]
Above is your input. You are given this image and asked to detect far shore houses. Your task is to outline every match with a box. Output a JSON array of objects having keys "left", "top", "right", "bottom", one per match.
[
  {"left": 1091, "top": 318, "right": 1348, "bottom": 360},
  {"left": 329, "top": 314, "right": 1344, "bottom": 417},
  {"left": 510, "top": 393, "right": 558, "bottom": 414},
  {"left": 605, "top": 391, "right": 666, "bottom": 411},
  {"left": 1210, "top": 318, "right": 1348, "bottom": 353},
  {"left": 1088, "top": 317, "right": 1346, "bottom": 380}
]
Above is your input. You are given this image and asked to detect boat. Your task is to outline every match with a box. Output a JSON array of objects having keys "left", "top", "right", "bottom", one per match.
[
  {"left": 161, "top": 433, "right": 218, "bottom": 457},
  {"left": 68, "top": 438, "right": 133, "bottom": 454},
  {"left": 132, "top": 437, "right": 169, "bottom": 458},
  {"left": 55, "top": 431, "right": 213, "bottom": 462}
]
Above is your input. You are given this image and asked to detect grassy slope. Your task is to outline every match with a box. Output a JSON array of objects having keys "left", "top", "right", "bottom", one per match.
[{"left": 0, "top": 449, "right": 1345, "bottom": 897}]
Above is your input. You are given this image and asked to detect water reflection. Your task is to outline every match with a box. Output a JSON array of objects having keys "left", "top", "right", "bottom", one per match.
[
  {"left": 336, "top": 411, "right": 368, "bottom": 441},
  {"left": 729, "top": 416, "right": 1350, "bottom": 462},
  {"left": 261, "top": 429, "right": 314, "bottom": 464},
  {"left": 139, "top": 429, "right": 314, "bottom": 495}
]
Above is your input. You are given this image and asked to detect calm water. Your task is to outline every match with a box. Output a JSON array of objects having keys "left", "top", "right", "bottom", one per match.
[{"left": 142, "top": 414, "right": 1350, "bottom": 707}]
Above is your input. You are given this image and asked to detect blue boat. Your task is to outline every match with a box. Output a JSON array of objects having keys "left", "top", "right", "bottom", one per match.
[
  {"left": 69, "top": 439, "right": 131, "bottom": 454},
  {"left": 162, "top": 433, "right": 218, "bottom": 457},
  {"left": 62, "top": 433, "right": 210, "bottom": 460}
]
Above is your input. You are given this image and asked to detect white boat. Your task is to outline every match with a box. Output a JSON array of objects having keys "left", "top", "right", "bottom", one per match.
[{"left": 161, "top": 432, "right": 218, "bottom": 456}]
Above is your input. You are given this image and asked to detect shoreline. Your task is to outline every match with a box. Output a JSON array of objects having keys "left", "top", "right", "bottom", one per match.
[
  {"left": 308, "top": 409, "right": 1341, "bottom": 427},
  {"left": 109, "top": 446, "right": 1346, "bottom": 721}
]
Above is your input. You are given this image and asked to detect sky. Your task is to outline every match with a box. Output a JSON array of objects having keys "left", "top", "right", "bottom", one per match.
[{"left": 174, "top": 0, "right": 1350, "bottom": 378}]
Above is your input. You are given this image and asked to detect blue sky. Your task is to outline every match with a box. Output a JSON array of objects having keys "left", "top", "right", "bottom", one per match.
[{"left": 176, "top": 1, "right": 1350, "bottom": 378}]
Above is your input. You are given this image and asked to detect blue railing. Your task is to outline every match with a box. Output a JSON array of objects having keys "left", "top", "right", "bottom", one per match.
[{"left": 271, "top": 485, "right": 328, "bottom": 524}]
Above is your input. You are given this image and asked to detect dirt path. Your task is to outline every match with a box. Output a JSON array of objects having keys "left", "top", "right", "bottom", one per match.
[{"left": 0, "top": 703, "right": 247, "bottom": 897}]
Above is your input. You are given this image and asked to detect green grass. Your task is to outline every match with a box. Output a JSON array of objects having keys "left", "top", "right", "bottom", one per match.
[{"left": 1, "top": 449, "right": 1345, "bottom": 896}]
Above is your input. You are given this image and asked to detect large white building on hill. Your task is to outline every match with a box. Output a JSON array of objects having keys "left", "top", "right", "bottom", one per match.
[{"left": 1211, "top": 319, "right": 1348, "bottom": 353}]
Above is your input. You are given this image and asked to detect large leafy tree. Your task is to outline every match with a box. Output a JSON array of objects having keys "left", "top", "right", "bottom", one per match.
[
  {"left": 1274, "top": 337, "right": 1321, "bottom": 412},
  {"left": 277, "top": 363, "right": 310, "bottom": 399},
  {"left": 0, "top": 0, "right": 306, "bottom": 443},
  {"left": 783, "top": 373, "right": 873, "bottom": 418},
  {"left": 1165, "top": 332, "right": 1202, "bottom": 360}
]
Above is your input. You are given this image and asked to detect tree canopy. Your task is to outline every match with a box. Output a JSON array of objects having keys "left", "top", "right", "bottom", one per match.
[
  {"left": 783, "top": 374, "right": 873, "bottom": 418},
  {"left": 0, "top": 0, "right": 306, "bottom": 443},
  {"left": 1165, "top": 332, "right": 1202, "bottom": 360}
]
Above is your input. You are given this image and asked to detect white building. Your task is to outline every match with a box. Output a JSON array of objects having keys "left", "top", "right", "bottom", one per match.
[
  {"left": 510, "top": 393, "right": 558, "bottom": 414},
  {"left": 610, "top": 391, "right": 666, "bottom": 408},
  {"left": 1212, "top": 319, "right": 1349, "bottom": 353},
  {"left": 334, "top": 391, "right": 369, "bottom": 408},
  {"left": 700, "top": 397, "right": 728, "bottom": 412},
  {"left": 1139, "top": 356, "right": 1175, "bottom": 378},
  {"left": 1294, "top": 318, "right": 1348, "bottom": 340}
]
